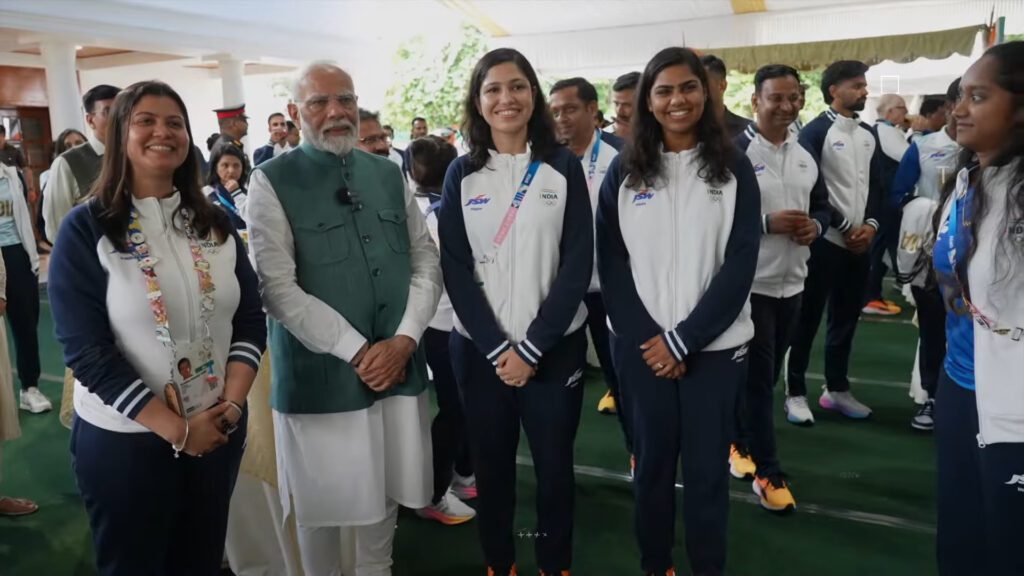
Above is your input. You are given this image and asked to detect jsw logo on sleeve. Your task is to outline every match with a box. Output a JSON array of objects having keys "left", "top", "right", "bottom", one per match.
[
  {"left": 832, "top": 140, "right": 846, "bottom": 151},
  {"left": 465, "top": 194, "right": 491, "bottom": 210},
  {"left": 632, "top": 190, "right": 654, "bottom": 205}
]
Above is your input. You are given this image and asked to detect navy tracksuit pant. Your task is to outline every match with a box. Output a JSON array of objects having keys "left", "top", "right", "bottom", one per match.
[
  {"left": 585, "top": 291, "right": 632, "bottom": 452},
  {"left": 787, "top": 238, "right": 870, "bottom": 396},
  {"left": 423, "top": 327, "right": 473, "bottom": 504},
  {"left": 70, "top": 409, "right": 247, "bottom": 576},
  {"left": 934, "top": 371, "right": 1024, "bottom": 576},
  {"left": 451, "top": 329, "right": 587, "bottom": 574},
  {"left": 614, "top": 334, "right": 746, "bottom": 576},
  {"left": 910, "top": 285, "right": 945, "bottom": 399},
  {"left": 736, "top": 293, "right": 801, "bottom": 478},
  {"left": 2, "top": 244, "right": 40, "bottom": 390}
]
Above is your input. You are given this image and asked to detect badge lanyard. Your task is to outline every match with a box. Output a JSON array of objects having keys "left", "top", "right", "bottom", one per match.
[
  {"left": 586, "top": 130, "right": 602, "bottom": 190},
  {"left": 127, "top": 204, "right": 219, "bottom": 383},
  {"left": 214, "top": 186, "right": 241, "bottom": 218},
  {"left": 490, "top": 160, "right": 541, "bottom": 251}
]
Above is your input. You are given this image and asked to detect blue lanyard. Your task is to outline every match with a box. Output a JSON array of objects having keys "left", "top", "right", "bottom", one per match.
[
  {"left": 586, "top": 130, "right": 601, "bottom": 188},
  {"left": 215, "top": 186, "right": 241, "bottom": 217}
]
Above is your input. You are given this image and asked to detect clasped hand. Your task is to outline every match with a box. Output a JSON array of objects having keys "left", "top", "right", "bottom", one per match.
[
  {"left": 496, "top": 348, "right": 535, "bottom": 387},
  {"left": 354, "top": 336, "right": 416, "bottom": 392},
  {"left": 640, "top": 334, "right": 687, "bottom": 380}
]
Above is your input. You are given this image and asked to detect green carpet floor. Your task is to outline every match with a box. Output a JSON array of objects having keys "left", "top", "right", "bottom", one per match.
[{"left": 0, "top": 287, "right": 936, "bottom": 575}]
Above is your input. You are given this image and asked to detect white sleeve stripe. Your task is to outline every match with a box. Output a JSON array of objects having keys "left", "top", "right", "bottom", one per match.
[
  {"left": 230, "top": 341, "right": 261, "bottom": 356},
  {"left": 229, "top": 350, "right": 261, "bottom": 367},
  {"left": 675, "top": 332, "right": 689, "bottom": 357},
  {"left": 112, "top": 379, "right": 145, "bottom": 411},
  {"left": 663, "top": 332, "right": 682, "bottom": 362},
  {"left": 516, "top": 344, "right": 539, "bottom": 365},
  {"left": 522, "top": 339, "right": 542, "bottom": 358},
  {"left": 121, "top": 387, "right": 152, "bottom": 416},
  {"left": 487, "top": 341, "right": 510, "bottom": 360}
]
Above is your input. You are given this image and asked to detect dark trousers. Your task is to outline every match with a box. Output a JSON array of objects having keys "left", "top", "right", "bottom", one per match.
[
  {"left": 2, "top": 244, "right": 39, "bottom": 390},
  {"left": 736, "top": 293, "right": 801, "bottom": 478},
  {"left": 70, "top": 410, "right": 247, "bottom": 576},
  {"left": 615, "top": 335, "right": 744, "bottom": 576},
  {"left": 424, "top": 327, "right": 472, "bottom": 503},
  {"left": 934, "top": 371, "right": 1024, "bottom": 576},
  {"left": 911, "top": 285, "right": 946, "bottom": 399},
  {"left": 865, "top": 209, "right": 900, "bottom": 302},
  {"left": 787, "top": 239, "right": 870, "bottom": 396},
  {"left": 585, "top": 292, "right": 632, "bottom": 452},
  {"left": 451, "top": 329, "right": 586, "bottom": 573}
]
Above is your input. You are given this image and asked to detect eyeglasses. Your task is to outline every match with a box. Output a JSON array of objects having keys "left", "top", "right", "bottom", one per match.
[
  {"left": 359, "top": 135, "right": 389, "bottom": 146},
  {"left": 303, "top": 93, "right": 359, "bottom": 113}
]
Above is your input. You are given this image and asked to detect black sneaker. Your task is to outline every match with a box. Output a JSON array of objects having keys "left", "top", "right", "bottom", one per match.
[{"left": 911, "top": 399, "right": 935, "bottom": 431}]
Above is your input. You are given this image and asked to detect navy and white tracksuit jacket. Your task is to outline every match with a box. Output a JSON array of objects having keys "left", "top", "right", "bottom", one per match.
[
  {"left": 595, "top": 148, "right": 760, "bottom": 359},
  {"left": 798, "top": 109, "right": 882, "bottom": 247},
  {"left": 734, "top": 124, "right": 832, "bottom": 299},
  {"left": 438, "top": 146, "right": 593, "bottom": 367},
  {"left": 48, "top": 195, "right": 266, "bottom": 433},
  {"left": 581, "top": 130, "right": 624, "bottom": 292}
]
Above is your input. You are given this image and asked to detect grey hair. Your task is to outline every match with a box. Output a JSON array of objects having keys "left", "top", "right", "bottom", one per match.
[
  {"left": 291, "top": 60, "right": 345, "bottom": 101},
  {"left": 358, "top": 108, "right": 380, "bottom": 123},
  {"left": 876, "top": 93, "right": 906, "bottom": 117}
]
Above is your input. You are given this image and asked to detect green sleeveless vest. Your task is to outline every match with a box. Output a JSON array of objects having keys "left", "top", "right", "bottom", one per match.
[{"left": 258, "top": 143, "right": 428, "bottom": 414}]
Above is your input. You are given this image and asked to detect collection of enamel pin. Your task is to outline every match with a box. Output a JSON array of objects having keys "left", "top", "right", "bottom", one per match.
[{"left": 126, "top": 205, "right": 218, "bottom": 388}]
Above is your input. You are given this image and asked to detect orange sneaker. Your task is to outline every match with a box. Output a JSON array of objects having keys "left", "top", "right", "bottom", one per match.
[
  {"left": 645, "top": 569, "right": 676, "bottom": 576},
  {"left": 539, "top": 571, "right": 570, "bottom": 575},
  {"left": 862, "top": 299, "right": 901, "bottom": 316},
  {"left": 488, "top": 566, "right": 517, "bottom": 576}
]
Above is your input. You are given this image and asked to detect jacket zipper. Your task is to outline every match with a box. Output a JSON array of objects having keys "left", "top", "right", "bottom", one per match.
[
  {"left": 161, "top": 206, "right": 197, "bottom": 342},
  {"left": 671, "top": 154, "right": 679, "bottom": 330},
  {"left": 507, "top": 156, "right": 516, "bottom": 339}
]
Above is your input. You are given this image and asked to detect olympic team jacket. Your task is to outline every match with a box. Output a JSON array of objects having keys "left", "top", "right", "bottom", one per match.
[
  {"left": 48, "top": 194, "right": 266, "bottom": 433},
  {"left": 438, "top": 146, "right": 593, "bottom": 368},
  {"left": 890, "top": 129, "right": 959, "bottom": 206},
  {"left": 962, "top": 160, "right": 1024, "bottom": 445},
  {"left": 735, "top": 124, "right": 831, "bottom": 299},
  {"left": 596, "top": 148, "right": 760, "bottom": 361},
  {"left": 799, "top": 108, "right": 882, "bottom": 248}
]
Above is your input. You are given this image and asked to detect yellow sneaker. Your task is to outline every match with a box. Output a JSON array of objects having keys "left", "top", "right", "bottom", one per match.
[
  {"left": 728, "top": 444, "right": 756, "bottom": 480},
  {"left": 753, "top": 474, "right": 796, "bottom": 513},
  {"left": 597, "top": 390, "right": 617, "bottom": 414}
]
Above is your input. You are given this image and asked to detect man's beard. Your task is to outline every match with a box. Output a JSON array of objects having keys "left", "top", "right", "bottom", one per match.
[
  {"left": 850, "top": 98, "right": 866, "bottom": 112},
  {"left": 302, "top": 116, "right": 358, "bottom": 156}
]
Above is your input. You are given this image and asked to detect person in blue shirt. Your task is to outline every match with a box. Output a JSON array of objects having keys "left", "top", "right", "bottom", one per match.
[{"left": 203, "top": 143, "right": 248, "bottom": 232}]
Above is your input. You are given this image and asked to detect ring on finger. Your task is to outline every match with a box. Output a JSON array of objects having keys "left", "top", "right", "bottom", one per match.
[{"left": 655, "top": 362, "right": 665, "bottom": 370}]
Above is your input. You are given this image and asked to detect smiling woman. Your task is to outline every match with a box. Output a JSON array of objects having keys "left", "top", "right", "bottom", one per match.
[{"left": 46, "top": 80, "right": 266, "bottom": 576}]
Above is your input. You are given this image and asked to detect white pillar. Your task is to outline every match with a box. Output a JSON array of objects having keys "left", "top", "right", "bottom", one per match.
[
  {"left": 39, "top": 41, "right": 85, "bottom": 140},
  {"left": 219, "top": 57, "right": 246, "bottom": 108}
]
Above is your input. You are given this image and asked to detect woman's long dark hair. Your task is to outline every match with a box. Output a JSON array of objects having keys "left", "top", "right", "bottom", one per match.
[
  {"left": 621, "top": 46, "right": 732, "bottom": 188},
  {"left": 461, "top": 48, "right": 557, "bottom": 172},
  {"left": 53, "top": 128, "right": 87, "bottom": 159},
  {"left": 206, "top": 142, "right": 249, "bottom": 188},
  {"left": 91, "top": 80, "right": 228, "bottom": 249},
  {"left": 941, "top": 41, "right": 1024, "bottom": 296}
]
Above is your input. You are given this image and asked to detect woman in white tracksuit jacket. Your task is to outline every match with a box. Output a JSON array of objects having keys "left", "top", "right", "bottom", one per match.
[
  {"left": 932, "top": 41, "right": 1024, "bottom": 576},
  {"left": 438, "top": 48, "right": 592, "bottom": 576},
  {"left": 596, "top": 47, "right": 759, "bottom": 576}
]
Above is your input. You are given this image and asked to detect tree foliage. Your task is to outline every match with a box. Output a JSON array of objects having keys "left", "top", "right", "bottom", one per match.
[{"left": 382, "top": 24, "right": 489, "bottom": 140}]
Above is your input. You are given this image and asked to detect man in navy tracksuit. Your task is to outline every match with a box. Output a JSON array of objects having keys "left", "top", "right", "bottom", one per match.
[{"left": 785, "top": 60, "right": 882, "bottom": 423}]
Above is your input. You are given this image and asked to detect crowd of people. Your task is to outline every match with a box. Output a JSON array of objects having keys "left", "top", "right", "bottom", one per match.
[{"left": 0, "top": 37, "right": 1020, "bottom": 576}]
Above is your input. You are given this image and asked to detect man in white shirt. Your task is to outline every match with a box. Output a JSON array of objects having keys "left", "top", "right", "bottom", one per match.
[{"left": 247, "top": 60, "right": 441, "bottom": 576}]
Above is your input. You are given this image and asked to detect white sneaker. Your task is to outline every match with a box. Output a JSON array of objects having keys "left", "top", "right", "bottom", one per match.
[
  {"left": 19, "top": 386, "right": 53, "bottom": 414},
  {"left": 784, "top": 396, "right": 815, "bottom": 426},
  {"left": 415, "top": 490, "right": 476, "bottom": 525},
  {"left": 819, "top": 390, "right": 872, "bottom": 419},
  {"left": 450, "top": 472, "right": 477, "bottom": 500}
]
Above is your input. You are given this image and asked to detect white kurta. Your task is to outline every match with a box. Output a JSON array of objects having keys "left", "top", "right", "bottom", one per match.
[{"left": 273, "top": 393, "right": 432, "bottom": 527}]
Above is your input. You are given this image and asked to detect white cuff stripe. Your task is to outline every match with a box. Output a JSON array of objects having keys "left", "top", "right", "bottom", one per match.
[
  {"left": 663, "top": 332, "right": 682, "bottom": 361},
  {"left": 121, "top": 387, "right": 152, "bottom": 416},
  {"left": 229, "top": 350, "right": 261, "bottom": 367},
  {"left": 523, "top": 339, "right": 541, "bottom": 358},
  {"left": 517, "top": 344, "right": 538, "bottom": 365},
  {"left": 487, "top": 341, "right": 510, "bottom": 360},
  {"left": 113, "top": 379, "right": 145, "bottom": 411},
  {"left": 231, "top": 341, "right": 261, "bottom": 356}
]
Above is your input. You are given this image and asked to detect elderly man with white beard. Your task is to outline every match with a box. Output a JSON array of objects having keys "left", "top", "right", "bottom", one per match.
[{"left": 246, "top": 60, "right": 442, "bottom": 576}]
